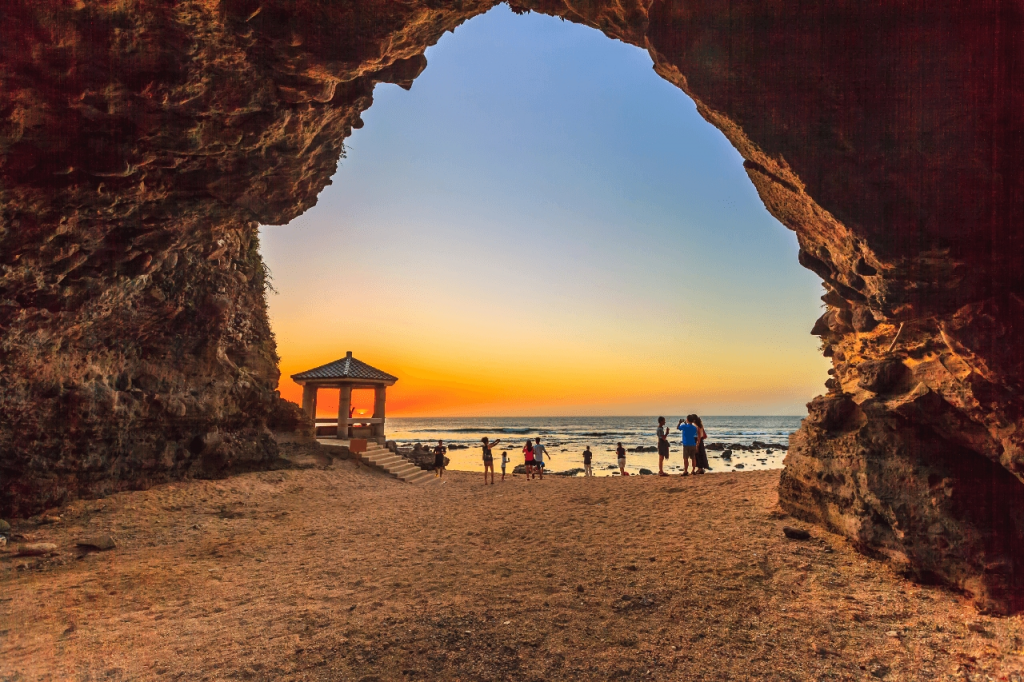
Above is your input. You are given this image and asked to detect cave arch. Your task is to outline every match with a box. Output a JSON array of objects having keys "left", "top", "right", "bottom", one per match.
[{"left": 1, "top": 0, "right": 1022, "bottom": 611}]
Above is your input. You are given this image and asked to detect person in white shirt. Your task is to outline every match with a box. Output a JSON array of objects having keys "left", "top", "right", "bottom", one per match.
[
  {"left": 501, "top": 451, "right": 510, "bottom": 481},
  {"left": 533, "top": 436, "right": 552, "bottom": 480}
]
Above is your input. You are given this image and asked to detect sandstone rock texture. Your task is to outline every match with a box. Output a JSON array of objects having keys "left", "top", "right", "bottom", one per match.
[{"left": 1, "top": 0, "right": 1021, "bottom": 610}]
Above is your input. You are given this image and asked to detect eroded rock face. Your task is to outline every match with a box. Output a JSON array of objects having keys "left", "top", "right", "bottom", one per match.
[{"left": 1, "top": 0, "right": 1021, "bottom": 609}]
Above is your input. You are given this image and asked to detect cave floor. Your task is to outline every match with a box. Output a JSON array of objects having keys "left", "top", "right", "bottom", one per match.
[{"left": 2, "top": 461, "right": 1022, "bottom": 681}]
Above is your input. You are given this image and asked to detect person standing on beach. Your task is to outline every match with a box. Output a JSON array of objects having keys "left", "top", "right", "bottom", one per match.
[
  {"left": 656, "top": 417, "right": 671, "bottom": 476},
  {"left": 533, "top": 436, "right": 551, "bottom": 480},
  {"left": 692, "top": 415, "right": 710, "bottom": 475},
  {"left": 616, "top": 442, "right": 628, "bottom": 476},
  {"left": 433, "top": 440, "right": 447, "bottom": 479},
  {"left": 677, "top": 416, "right": 699, "bottom": 476},
  {"left": 501, "top": 451, "right": 510, "bottom": 481},
  {"left": 583, "top": 445, "right": 593, "bottom": 477},
  {"left": 481, "top": 437, "right": 501, "bottom": 485},
  {"left": 523, "top": 439, "right": 536, "bottom": 479}
]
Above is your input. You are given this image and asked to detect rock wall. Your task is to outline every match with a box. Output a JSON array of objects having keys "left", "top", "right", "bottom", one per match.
[{"left": 1, "top": 0, "right": 1022, "bottom": 609}]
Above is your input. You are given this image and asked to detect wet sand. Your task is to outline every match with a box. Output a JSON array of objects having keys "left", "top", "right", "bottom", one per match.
[{"left": 2, "top": 457, "right": 1023, "bottom": 681}]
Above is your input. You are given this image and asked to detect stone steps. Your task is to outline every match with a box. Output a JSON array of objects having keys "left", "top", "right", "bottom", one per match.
[{"left": 357, "top": 446, "right": 439, "bottom": 485}]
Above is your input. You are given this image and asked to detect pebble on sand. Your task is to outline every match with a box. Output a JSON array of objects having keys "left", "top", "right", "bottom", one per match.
[
  {"left": 76, "top": 535, "right": 117, "bottom": 551},
  {"left": 16, "top": 542, "right": 58, "bottom": 556},
  {"left": 783, "top": 526, "right": 811, "bottom": 540}
]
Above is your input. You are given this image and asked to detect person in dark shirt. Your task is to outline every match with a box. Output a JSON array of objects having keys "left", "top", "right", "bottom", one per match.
[
  {"left": 616, "top": 442, "right": 628, "bottom": 476},
  {"left": 481, "top": 437, "right": 501, "bottom": 485},
  {"left": 583, "top": 445, "right": 593, "bottom": 477},
  {"left": 433, "top": 440, "right": 447, "bottom": 479},
  {"left": 656, "top": 417, "right": 670, "bottom": 476},
  {"left": 693, "top": 415, "right": 710, "bottom": 474}
]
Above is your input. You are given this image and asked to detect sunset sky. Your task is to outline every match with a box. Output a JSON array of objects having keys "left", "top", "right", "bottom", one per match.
[{"left": 258, "top": 6, "right": 830, "bottom": 418}]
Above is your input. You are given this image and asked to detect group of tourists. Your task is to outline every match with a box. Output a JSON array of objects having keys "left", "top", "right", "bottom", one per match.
[
  {"left": 475, "top": 435, "right": 552, "bottom": 484},
  {"left": 659, "top": 414, "right": 710, "bottom": 477},
  {"left": 462, "top": 415, "right": 712, "bottom": 484}
]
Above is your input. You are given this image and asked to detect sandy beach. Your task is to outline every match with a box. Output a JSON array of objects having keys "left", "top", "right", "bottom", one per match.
[{"left": 2, "top": 454, "right": 1022, "bottom": 681}]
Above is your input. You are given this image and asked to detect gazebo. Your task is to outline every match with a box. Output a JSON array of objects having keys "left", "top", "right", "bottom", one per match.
[{"left": 291, "top": 352, "right": 398, "bottom": 444}]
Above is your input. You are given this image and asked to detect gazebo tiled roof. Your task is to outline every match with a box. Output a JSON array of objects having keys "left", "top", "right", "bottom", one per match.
[{"left": 291, "top": 352, "right": 397, "bottom": 384}]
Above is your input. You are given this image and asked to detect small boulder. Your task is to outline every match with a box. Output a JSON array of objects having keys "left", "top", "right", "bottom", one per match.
[
  {"left": 721, "top": 450, "right": 732, "bottom": 459},
  {"left": 783, "top": 526, "right": 811, "bottom": 540},
  {"left": 638, "top": 468, "right": 654, "bottom": 475},
  {"left": 17, "top": 542, "right": 58, "bottom": 556},
  {"left": 733, "top": 463, "right": 744, "bottom": 469},
  {"left": 76, "top": 535, "right": 117, "bottom": 551}
]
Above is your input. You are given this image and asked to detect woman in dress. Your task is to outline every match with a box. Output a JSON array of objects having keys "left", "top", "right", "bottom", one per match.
[
  {"left": 481, "top": 436, "right": 501, "bottom": 485},
  {"left": 523, "top": 438, "right": 536, "bottom": 479},
  {"left": 692, "top": 415, "right": 710, "bottom": 475}
]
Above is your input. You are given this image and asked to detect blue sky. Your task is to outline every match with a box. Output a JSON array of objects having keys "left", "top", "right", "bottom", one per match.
[{"left": 259, "top": 5, "right": 829, "bottom": 416}]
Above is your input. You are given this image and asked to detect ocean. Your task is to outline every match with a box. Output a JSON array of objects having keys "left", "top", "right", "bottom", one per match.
[{"left": 385, "top": 416, "right": 802, "bottom": 476}]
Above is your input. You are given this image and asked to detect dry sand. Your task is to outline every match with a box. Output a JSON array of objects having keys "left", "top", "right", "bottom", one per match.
[{"left": 2, "top": 456, "right": 1023, "bottom": 681}]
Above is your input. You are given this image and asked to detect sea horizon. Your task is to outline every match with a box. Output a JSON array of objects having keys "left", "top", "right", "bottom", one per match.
[{"left": 317, "top": 415, "right": 803, "bottom": 476}]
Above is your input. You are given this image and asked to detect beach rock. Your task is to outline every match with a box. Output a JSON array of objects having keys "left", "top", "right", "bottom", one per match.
[
  {"left": 783, "top": 527, "right": 812, "bottom": 540},
  {"left": 397, "top": 444, "right": 448, "bottom": 471},
  {"left": 76, "top": 535, "right": 117, "bottom": 551},
  {"left": 638, "top": 468, "right": 654, "bottom": 475},
  {"left": 513, "top": 465, "right": 528, "bottom": 475},
  {"left": 733, "top": 464, "right": 745, "bottom": 469},
  {"left": 16, "top": 543, "right": 58, "bottom": 556},
  {"left": 1, "top": 0, "right": 1022, "bottom": 615},
  {"left": 706, "top": 443, "right": 725, "bottom": 451},
  {"left": 0, "top": 520, "right": 10, "bottom": 535},
  {"left": 606, "top": 465, "right": 617, "bottom": 470},
  {"left": 721, "top": 450, "right": 732, "bottom": 459},
  {"left": 552, "top": 468, "right": 585, "bottom": 477}
]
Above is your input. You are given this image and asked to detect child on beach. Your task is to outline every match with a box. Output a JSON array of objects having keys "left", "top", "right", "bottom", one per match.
[
  {"left": 501, "top": 451, "right": 510, "bottom": 481},
  {"left": 523, "top": 439, "right": 536, "bottom": 479},
  {"left": 433, "top": 440, "right": 447, "bottom": 478},
  {"left": 678, "top": 416, "right": 699, "bottom": 476},
  {"left": 583, "top": 446, "right": 593, "bottom": 477},
  {"left": 481, "top": 437, "right": 501, "bottom": 485},
  {"left": 616, "top": 442, "right": 628, "bottom": 476},
  {"left": 533, "top": 436, "right": 550, "bottom": 480}
]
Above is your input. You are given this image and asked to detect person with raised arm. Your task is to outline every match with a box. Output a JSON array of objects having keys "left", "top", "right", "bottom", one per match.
[
  {"left": 677, "top": 416, "right": 699, "bottom": 476},
  {"left": 533, "top": 436, "right": 551, "bottom": 480},
  {"left": 481, "top": 436, "right": 501, "bottom": 485}
]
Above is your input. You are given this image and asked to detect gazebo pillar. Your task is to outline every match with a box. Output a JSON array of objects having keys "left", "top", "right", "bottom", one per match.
[
  {"left": 372, "top": 385, "right": 387, "bottom": 441},
  {"left": 301, "top": 384, "right": 318, "bottom": 420},
  {"left": 338, "top": 385, "right": 353, "bottom": 439}
]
